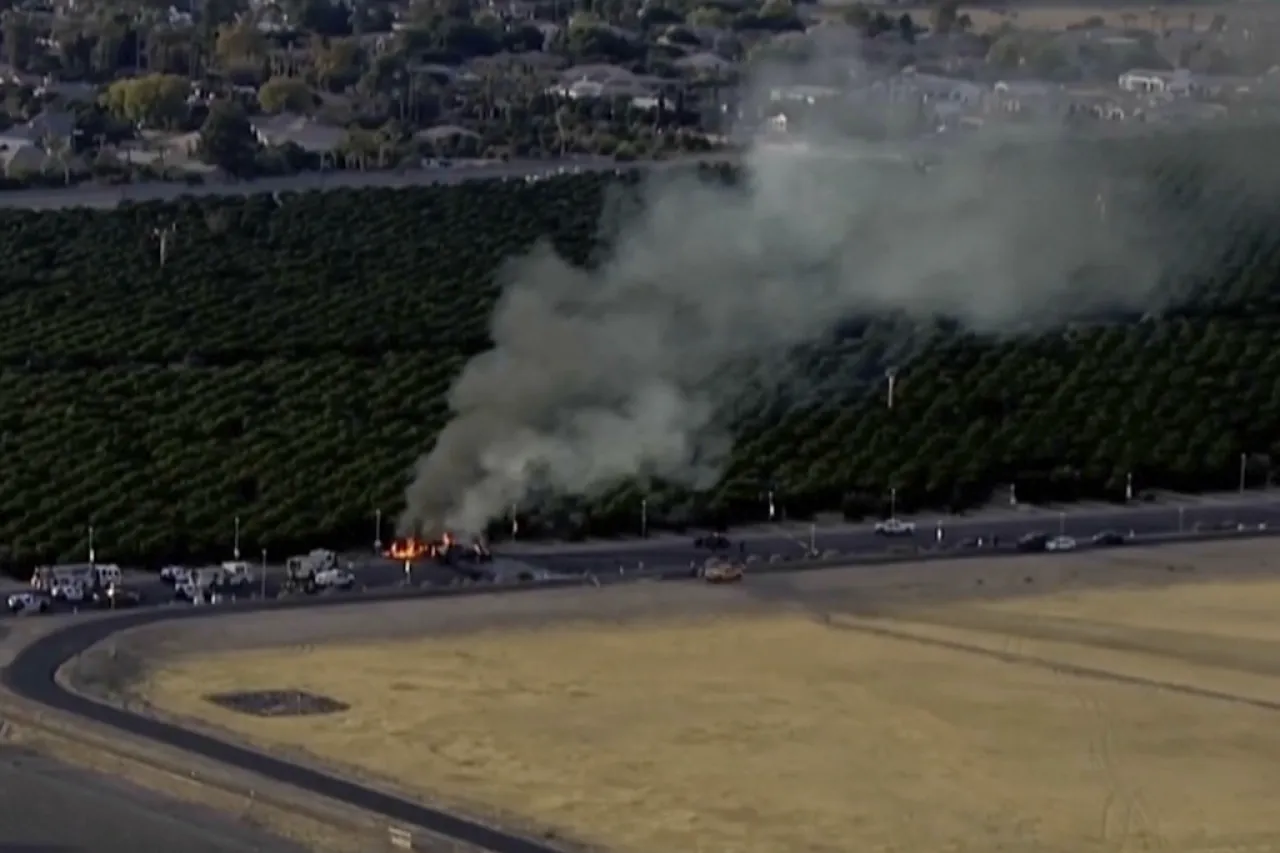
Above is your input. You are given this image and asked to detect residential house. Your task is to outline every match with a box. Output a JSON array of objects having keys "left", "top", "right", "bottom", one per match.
[
  {"left": 251, "top": 113, "right": 345, "bottom": 154},
  {"left": 1118, "top": 68, "right": 1191, "bottom": 94},
  {"left": 0, "top": 111, "right": 77, "bottom": 177},
  {"left": 993, "top": 79, "right": 1064, "bottom": 115},
  {"left": 550, "top": 65, "right": 659, "bottom": 99},
  {"left": 675, "top": 51, "right": 734, "bottom": 77}
]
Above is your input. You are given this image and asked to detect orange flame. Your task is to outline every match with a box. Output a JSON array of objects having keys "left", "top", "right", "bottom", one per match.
[{"left": 385, "top": 538, "right": 429, "bottom": 561}]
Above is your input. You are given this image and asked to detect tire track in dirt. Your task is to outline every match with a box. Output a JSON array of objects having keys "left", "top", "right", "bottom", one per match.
[
  {"left": 812, "top": 614, "right": 1280, "bottom": 714},
  {"left": 895, "top": 608, "right": 1280, "bottom": 681}
]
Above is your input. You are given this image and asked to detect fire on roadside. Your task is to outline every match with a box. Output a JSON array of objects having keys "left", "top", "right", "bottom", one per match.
[
  {"left": 384, "top": 537, "right": 429, "bottom": 561},
  {"left": 384, "top": 532, "right": 460, "bottom": 561}
]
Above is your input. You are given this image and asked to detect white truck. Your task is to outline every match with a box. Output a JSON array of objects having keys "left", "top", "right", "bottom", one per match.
[
  {"left": 175, "top": 566, "right": 225, "bottom": 602},
  {"left": 285, "top": 549, "right": 353, "bottom": 593},
  {"left": 218, "top": 561, "right": 254, "bottom": 589}
]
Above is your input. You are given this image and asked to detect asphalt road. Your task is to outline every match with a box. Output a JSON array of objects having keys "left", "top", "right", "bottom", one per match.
[
  {"left": 6, "top": 518, "right": 1280, "bottom": 853},
  {"left": 0, "top": 745, "right": 308, "bottom": 853},
  {"left": 0, "top": 154, "right": 732, "bottom": 211},
  {"left": 509, "top": 496, "right": 1280, "bottom": 573}
]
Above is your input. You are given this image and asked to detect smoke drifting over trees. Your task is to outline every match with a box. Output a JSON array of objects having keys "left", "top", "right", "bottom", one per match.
[{"left": 397, "top": 54, "right": 1265, "bottom": 537}]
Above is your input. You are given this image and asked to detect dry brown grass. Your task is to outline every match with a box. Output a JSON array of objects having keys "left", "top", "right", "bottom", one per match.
[{"left": 140, "top": 577, "right": 1280, "bottom": 853}]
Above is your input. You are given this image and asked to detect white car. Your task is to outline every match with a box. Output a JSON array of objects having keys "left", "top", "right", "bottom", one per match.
[
  {"left": 874, "top": 518, "right": 916, "bottom": 537},
  {"left": 314, "top": 568, "right": 355, "bottom": 590},
  {"left": 7, "top": 592, "right": 49, "bottom": 614},
  {"left": 1047, "top": 536, "right": 1078, "bottom": 552},
  {"left": 159, "top": 565, "right": 189, "bottom": 584}
]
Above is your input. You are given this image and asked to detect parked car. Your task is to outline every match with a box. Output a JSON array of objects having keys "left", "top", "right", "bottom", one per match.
[{"left": 7, "top": 591, "right": 50, "bottom": 614}]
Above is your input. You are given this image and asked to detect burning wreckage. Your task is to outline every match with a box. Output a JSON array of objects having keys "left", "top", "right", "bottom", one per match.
[{"left": 384, "top": 532, "right": 494, "bottom": 581}]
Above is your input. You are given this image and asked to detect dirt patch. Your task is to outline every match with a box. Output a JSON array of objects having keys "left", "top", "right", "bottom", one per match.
[{"left": 205, "top": 690, "right": 350, "bottom": 718}]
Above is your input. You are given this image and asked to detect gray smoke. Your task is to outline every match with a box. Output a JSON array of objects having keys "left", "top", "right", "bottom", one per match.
[{"left": 398, "top": 43, "right": 1224, "bottom": 537}]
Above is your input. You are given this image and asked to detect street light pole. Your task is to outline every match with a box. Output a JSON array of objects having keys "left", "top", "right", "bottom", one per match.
[
  {"left": 890, "top": 487, "right": 897, "bottom": 519},
  {"left": 233, "top": 515, "right": 241, "bottom": 561},
  {"left": 87, "top": 524, "right": 95, "bottom": 566},
  {"left": 1239, "top": 453, "right": 1247, "bottom": 493},
  {"left": 640, "top": 498, "right": 648, "bottom": 539},
  {"left": 885, "top": 367, "right": 897, "bottom": 410},
  {"left": 374, "top": 509, "right": 383, "bottom": 552},
  {"left": 260, "top": 548, "right": 267, "bottom": 599}
]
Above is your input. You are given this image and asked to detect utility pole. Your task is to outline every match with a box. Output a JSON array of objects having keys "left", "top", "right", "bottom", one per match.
[
  {"left": 1125, "top": 471, "right": 1133, "bottom": 502},
  {"left": 1239, "top": 452, "right": 1248, "bottom": 493},
  {"left": 260, "top": 548, "right": 267, "bottom": 599},
  {"left": 766, "top": 489, "right": 776, "bottom": 522},
  {"left": 87, "top": 523, "right": 95, "bottom": 566},
  {"left": 640, "top": 498, "right": 648, "bottom": 539},
  {"left": 233, "top": 515, "right": 241, "bottom": 561},
  {"left": 885, "top": 367, "right": 898, "bottom": 410},
  {"left": 510, "top": 503, "right": 519, "bottom": 539},
  {"left": 374, "top": 508, "right": 383, "bottom": 552},
  {"left": 890, "top": 487, "right": 898, "bottom": 519},
  {"left": 152, "top": 223, "right": 176, "bottom": 268}
]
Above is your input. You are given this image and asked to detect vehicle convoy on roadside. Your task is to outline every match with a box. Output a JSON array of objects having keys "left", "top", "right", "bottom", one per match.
[{"left": 165, "top": 561, "right": 255, "bottom": 603}]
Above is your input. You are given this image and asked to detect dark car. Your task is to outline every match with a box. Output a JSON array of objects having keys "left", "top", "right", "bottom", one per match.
[
  {"left": 1091, "top": 530, "right": 1128, "bottom": 547},
  {"left": 1017, "top": 532, "right": 1049, "bottom": 553},
  {"left": 693, "top": 533, "right": 730, "bottom": 550},
  {"left": 92, "top": 586, "right": 144, "bottom": 608}
]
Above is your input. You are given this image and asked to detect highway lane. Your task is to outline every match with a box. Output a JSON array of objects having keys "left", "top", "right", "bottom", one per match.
[
  {"left": 509, "top": 496, "right": 1280, "bottom": 572},
  {"left": 0, "top": 746, "right": 309, "bottom": 853},
  {"left": 11, "top": 497, "right": 1274, "bottom": 608},
  {"left": 5, "top": 524, "right": 1279, "bottom": 852}
]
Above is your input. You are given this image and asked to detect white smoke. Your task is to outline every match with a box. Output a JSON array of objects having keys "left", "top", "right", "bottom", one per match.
[{"left": 399, "top": 33, "right": 1224, "bottom": 536}]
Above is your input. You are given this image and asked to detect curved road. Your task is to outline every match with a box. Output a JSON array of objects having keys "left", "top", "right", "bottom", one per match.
[{"left": 6, "top": 497, "right": 1280, "bottom": 853}]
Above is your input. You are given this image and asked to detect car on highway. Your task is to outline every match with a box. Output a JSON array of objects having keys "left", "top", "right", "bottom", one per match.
[
  {"left": 693, "top": 533, "right": 730, "bottom": 550},
  {"left": 7, "top": 591, "right": 50, "bottom": 614},
  {"left": 874, "top": 518, "right": 916, "bottom": 537},
  {"left": 1017, "top": 532, "right": 1050, "bottom": 552},
  {"left": 702, "top": 562, "right": 744, "bottom": 584},
  {"left": 91, "top": 586, "right": 144, "bottom": 608},
  {"left": 1046, "top": 536, "right": 1078, "bottom": 552},
  {"left": 1091, "top": 530, "right": 1129, "bottom": 547}
]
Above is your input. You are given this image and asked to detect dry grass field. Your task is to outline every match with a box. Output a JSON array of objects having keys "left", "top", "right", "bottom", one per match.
[{"left": 135, "top": 561, "right": 1280, "bottom": 853}]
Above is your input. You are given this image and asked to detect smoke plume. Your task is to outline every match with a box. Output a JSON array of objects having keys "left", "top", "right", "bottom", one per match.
[{"left": 399, "top": 35, "right": 1233, "bottom": 536}]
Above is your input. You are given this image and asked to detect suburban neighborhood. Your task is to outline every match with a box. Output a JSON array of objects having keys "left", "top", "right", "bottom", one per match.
[{"left": 0, "top": 0, "right": 1274, "bottom": 186}]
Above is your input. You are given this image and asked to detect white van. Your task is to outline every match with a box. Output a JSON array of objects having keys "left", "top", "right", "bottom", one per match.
[{"left": 94, "top": 564, "right": 123, "bottom": 588}]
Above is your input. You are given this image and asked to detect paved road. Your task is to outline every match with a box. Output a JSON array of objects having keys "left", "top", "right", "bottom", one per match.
[
  {"left": 9, "top": 497, "right": 1279, "bottom": 615},
  {"left": 0, "top": 746, "right": 307, "bottom": 853},
  {"left": 3, "top": 588, "right": 574, "bottom": 853},
  {"left": 509, "top": 496, "right": 1280, "bottom": 572},
  {"left": 0, "top": 154, "right": 733, "bottom": 211},
  {"left": 5, "top": 520, "right": 1278, "bottom": 853}
]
